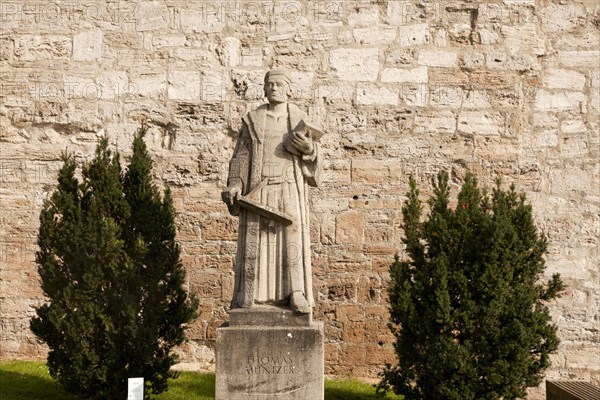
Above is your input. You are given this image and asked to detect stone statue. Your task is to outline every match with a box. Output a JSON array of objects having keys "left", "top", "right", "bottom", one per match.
[{"left": 222, "top": 69, "right": 322, "bottom": 314}]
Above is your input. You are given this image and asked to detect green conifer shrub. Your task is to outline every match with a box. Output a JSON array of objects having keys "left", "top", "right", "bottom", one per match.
[
  {"left": 31, "top": 124, "right": 198, "bottom": 399},
  {"left": 378, "top": 171, "right": 564, "bottom": 400}
]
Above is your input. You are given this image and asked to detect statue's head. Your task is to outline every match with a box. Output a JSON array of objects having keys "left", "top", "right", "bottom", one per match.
[{"left": 264, "top": 69, "right": 291, "bottom": 104}]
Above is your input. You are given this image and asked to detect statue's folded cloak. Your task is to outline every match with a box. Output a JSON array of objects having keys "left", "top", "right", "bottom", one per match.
[{"left": 227, "top": 103, "right": 320, "bottom": 309}]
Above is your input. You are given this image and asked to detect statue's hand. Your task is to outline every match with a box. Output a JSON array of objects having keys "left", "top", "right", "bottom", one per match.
[
  {"left": 222, "top": 182, "right": 243, "bottom": 206},
  {"left": 291, "top": 131, "right": 314, "bottom": 155}
]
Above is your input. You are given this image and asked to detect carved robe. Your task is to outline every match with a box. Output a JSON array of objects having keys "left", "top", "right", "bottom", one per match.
[{"left": 227, "top": 103, "right": 320, "bottom": 309}]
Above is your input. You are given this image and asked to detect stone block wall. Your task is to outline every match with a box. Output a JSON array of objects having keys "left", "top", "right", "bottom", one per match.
[{"left": 0, "top": 1, "right": 598, "bottom": 397}]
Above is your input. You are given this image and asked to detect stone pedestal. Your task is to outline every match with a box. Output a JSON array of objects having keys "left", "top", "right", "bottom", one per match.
[{"left": 215, "top": 305, "right": 324, "bottom": 400}]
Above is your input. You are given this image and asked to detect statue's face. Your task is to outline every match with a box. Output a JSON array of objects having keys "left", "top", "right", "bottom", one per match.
[{"left": 264, "top": 76, "right": 288, "bottom": 104}]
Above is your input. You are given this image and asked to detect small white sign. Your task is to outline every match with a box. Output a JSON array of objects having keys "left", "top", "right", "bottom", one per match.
[{"left": 128, "top": 377, "right": 144, "bottom": 400}]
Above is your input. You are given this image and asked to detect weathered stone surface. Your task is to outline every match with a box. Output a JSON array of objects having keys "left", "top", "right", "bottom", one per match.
[
  {"left": 458, "top": 111, "right": 504, "bottom": 136},
  {"left": 216, "top": 314, "right": 324, "bottom": 400},
  {"left": 130, "top": 74, "right": 166, "bottom": 98},
  {"left": 329, "top": 48, "right": 379, "bottom": 81},
  {"left": 14, "top": 35, "right": 71, "bottom": 61},
  {"left": 229, "top": 305, "right": 312, "bottom": 327},
  {"left": 417, "top": 50, "right": 458, "bottom": 68},
  {"left": 534, "top": 90, "right": 587, "bottom": 112},
  {"left": 356, "top": 85, "right": 398, "bottom": 106},
  {"left": 168, "top": 71, "right": 201, "bottom": 101},
  {"left": 353, "top": 28, "right": 397, "bottom": 45},
  {"left": 222, "top": 69, "right": 318, "bottom": 314},
  {"left": 97, "top": 72, "right": 128, "bottom": 101},
  {"left": 217, "top": 37, "right": 241, "bottom": 67},
  {"left": 557, "top": 51, "right": 600, "bottom": 68},
  {"left": 1, "top": 2, "right": 599, "bottom": 398},
  {"left": 501, "top": 25, "right": 545, "bottom": 55},
  {"left": 335, "top": 210, "right": 364, "bottom": 244},
  {"left": 381, "top": 66, "right": 428, "bottom": 83},
  {"left": 543, "top": 69, "right": 587, "bottom": 91},
  {"left": 72, "top": 30, "right": 103, "bottom": 61},
  {"left": 202, "top": 70, "right": 228, "bottom": 102},
  {"left": 397, "top": 24, "right": 430, "bottom": 47},
  {"left": 540, "top": 3, "right": 587, "bottom": 33},
  {"left": 135, "top": 1, "right": 169, "bottom": 32}
]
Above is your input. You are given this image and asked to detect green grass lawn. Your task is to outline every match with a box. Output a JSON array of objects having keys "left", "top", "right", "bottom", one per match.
[{"left": 0, "top": 361, "right": 402, "bottom": 400}]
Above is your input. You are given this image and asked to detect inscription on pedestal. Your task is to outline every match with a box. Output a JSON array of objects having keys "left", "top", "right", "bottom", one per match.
[
  {"left": 246, "top": 355, "right": 295, "bottom": 375},
  {"left": 216, "top": 322, "right": 324, "bottom": 400}
]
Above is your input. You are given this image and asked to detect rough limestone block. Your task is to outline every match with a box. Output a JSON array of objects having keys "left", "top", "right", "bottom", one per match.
[
  {"left": 329, "top": 48, "right": 379, "bottom": 82},
  {"left": 386, "top": 3, "right": 423, "bottom": 25},
  {"left": 216, "top": 307, "right": 324, "bottom": 400},
  {"left": 557, "top": 51, "right": 600, "bottom": 68},
  {"left": 458, "top": 111, "right": 504, "bottom": 136},
  {"left": 414, "top": 110, "right": 456, "bottom": 134},
  {"left": 175, "top": 49, "right": 216, "bottom": 64},
  {"left": 181, "top": 9, "right": 225, "bottom": 33},
  {"left": 287, "top": 71, "right": 315, "bottom": 100},
  {"left": 218, "top": 37, "right": 241, "bottom": 67},
  {"left": 14, "top": 35, "right": 71, "bottom": 61},
  {"left": 135, "top": 1, "right": 168, "bottom": 32},
  {"left": 356, "top": 85, "right": 398, "bottom": 106},
  {"left": 417, "top": 50, "right": 458, "bottom": 68},
  {"left": 478, "top": 29, "right": 499, "bottom": 45},
  {"left": 554, "top": 32, "right": 599, "bottom": 50},
  {"left": 348, "top": 8, "right": 379, "bottom": 28},
  {"left": 151, "top": 35, "right": 186, "bottom": 49},
  {"left": 501, "top": 25, "right": 545, "bottom": 55},
  {"left": 353, "top": 28, "right": 397, "bottom": 45},
  {"left": 536, "top": 130, "right": 559, "bottom": 148},
  {"left": 0, "top": 37, "right": 12, "bottom": 61},
  {"left": 543, "top": 69, "right": 586, "bottom": 91},
  {"left": 202, "top": 70, "right": 228, "bottom": 102},
  {"left": 540, "top": 3, "right": 586, "bottom": 33},
  {"left": 72, "top": 30, "right": 103, "bottom": 61},
  {"left": 430, "top": 86, "right": 463, "bottom": 109},
  {"left": 485, "top": 51, "right": 541, "bottom": 72},
  {"left": 63, "top": 76, "right": 97, "bottom": 100},
  {"left": 432, "top": 28, "right": 448, "bottom": 47},
  {"left": 397, "top": 23, "right": 430, "bottom": 47},
  {"left": 381, "top": 66, "right": 428, "bottom": 83},
  {"left": 335, "top": 210, "right": 364, "bottom": 245},
  {"left": 534, "top": 90, "right": 587, "bottom": 112},
  {"left": 463, "top": 90, "right": 491, "bottom": 109},
  {"left": 386, "top": 48, "right": 415, "bottom": 65},
  {"left": 97, "top": 72, "right": 128, "bottom": 100},
  {"left": 130, "top": 74, "right": 166, "bottom": 98},
  {"left": 315, "top": 83, "right": 354, "bottom": 104},
  {"left": 168, "top": 71, "right": 201, "bottom": 101},
  {"left": 561, "top": 120, "right": 587, "bottom": 134},
  {"left": 399, "top": 83, "right": 428, "bottom": 107}
]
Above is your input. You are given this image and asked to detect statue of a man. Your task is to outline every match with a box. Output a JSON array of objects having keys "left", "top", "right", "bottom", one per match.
[{"left": 222, "top": 69, "right": 321, "bottom": 314}]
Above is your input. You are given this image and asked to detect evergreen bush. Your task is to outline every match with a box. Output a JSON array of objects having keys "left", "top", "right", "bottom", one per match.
[
  {"left": 378, "top": 171, "right": 564, "bottom": 400},
  {"left": 31, "top": 124, "right": 198, "bottom": 399}
]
